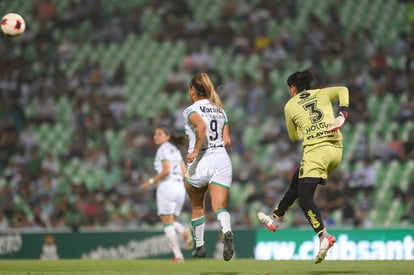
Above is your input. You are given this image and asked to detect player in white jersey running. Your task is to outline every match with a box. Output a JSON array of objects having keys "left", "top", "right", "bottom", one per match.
[
  {"left": 141, "top": 126, "right": 193, "bottom": 263},
  {"left": 183, "top": 72, "right": 234, "bottom": 261}
]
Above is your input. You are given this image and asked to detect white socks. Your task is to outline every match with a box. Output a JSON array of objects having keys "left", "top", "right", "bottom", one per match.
[
  {"left": 164, "top": 224, "right": 183, "bottom": 259},
  {"left": 216, "top": 210, "right": 232, "bottom": 234},
  {"left": 191, "top": 216, "right": 205, "bottom": 248},
  {"left": 173, "top": 221, "right": 185, "bottom": 235}
]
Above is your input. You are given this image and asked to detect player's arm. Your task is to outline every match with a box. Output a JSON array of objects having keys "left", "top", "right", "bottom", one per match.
[
  {"left": 180, "top": 160, "right": 186, "bottom": 177},
  {"left": 324, "top": 86, "right": 349, "bottom": 132},
  {"left": 142, "top": 160, "right": 170, "bottom": 190},
  {"left": 186, "top": 112, "right": 206, "bottom": 163},
  {"left": 157, "top": 160, "right": 170, "bottom": 181},
  {"left": 223, "top": 123, "right": 231, "bottom": 148},
  {"left": 284, "top": 106, "right": 300, "bottom": 141},
  {"left": 324, "top": 86, "right": 349, "bottom": 110}
]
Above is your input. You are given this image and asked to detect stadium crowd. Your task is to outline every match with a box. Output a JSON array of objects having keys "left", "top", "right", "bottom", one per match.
[{"left": 0, "top": 0, "right": 414, "bottom": 231}]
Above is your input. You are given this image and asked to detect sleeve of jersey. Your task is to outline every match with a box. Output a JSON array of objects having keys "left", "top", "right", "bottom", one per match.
[
  {"left": 284, "top": 105, "right": 299, "bottom": 142},
  {"left": 183, "top": 107, "right": 195, "bottom": 123},
  {"left": 325, "top": 86, "right": 349, "bottom": 108},
  {"left": 158, "top": 146, "right": 167, "bottom": 161}
]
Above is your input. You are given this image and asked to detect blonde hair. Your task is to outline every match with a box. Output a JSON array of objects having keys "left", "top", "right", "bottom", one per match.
[{"left": 190, "top": 73, "right": 223, "bottom": 109}]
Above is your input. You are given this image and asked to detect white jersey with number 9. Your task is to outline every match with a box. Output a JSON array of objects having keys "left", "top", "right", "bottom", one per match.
[
  {"left": 183, "top": 99, "right": 232, "bottom": 189},
  {"left": 183, "top": 99, "right": 227, "bottom": 152}
]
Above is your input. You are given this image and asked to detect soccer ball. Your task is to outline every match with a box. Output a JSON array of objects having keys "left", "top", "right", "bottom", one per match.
[{"left": 1, "top": 13, "right": 25, "bottom": 37}]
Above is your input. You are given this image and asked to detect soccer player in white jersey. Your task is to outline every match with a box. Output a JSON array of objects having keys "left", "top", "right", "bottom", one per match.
[
  {"left": 141, "top": 126, "right": 193, "bottom": 263},
  {"left": 183, "top": 72, "right": 234, "bottom": 261}
]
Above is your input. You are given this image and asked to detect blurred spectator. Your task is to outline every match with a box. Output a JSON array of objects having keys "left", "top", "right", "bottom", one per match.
[
  {"left": 394, "top": 90, "right": 414, "bottom": 123},
  {"left": 0, "top": 184, "right": 15, "bottom": 223},
  {"left": 402, "top": 129, "right": 414, "bottom": 160},
  {"left": 19, "top": 125, "right": 38, "bottom": 155},
  {"left": 386, "top": 130, "right": 405, "bottom": 161},
  {"left": 369, "top": 132, "right": 388, "bottom": 161},
  {"left": 0, "top": 211, "right": 10, "bottom": 230},
  {"left": 341, "top": 197, "right": 358, "bottom": 227},
  {"left": 83, "top": 193, "right": 102, "bottom": 227},
  {"left": 400, "top": 197, "right": 414, "bottom": 223},
  {"left": 32, "top": 205, "right": 50, "bottom": 229},
  {"left": 346, "top": 157, "right": 377, "bottom": 202},
  {"left": 231, "top": 26, "right": 253, "bottom": 56},
  {"left": 315, "top": 174, "right": 344, "bottom": 215},
  {"left": 65, "top": 200, "right": 85, "bottom": 232},
  {"left": 41, "top": 153, "right": 60, "bottom": 177},
  {"left": 262, "top": 39, "right": 288, "bottom": 71},
  {"left": 163, "top": 65, "right": 190, "bottom": 93},
  {"left": 393, "top": 175, "right": 414, "bottom": 206},
  {"left": 31, "top": 96, "right": 57, "bottom": 124},
  {"left": 406, "top": 47, "right": 414, "bottom": 75},
  {"left": 367, "top": 47, "right": 388, "bottom": 81},
  {"left": 34, "top": 0, "right": 57, "bottom": 25},
  {"left": 110, "top": 61, "right": 126, "bottom": 87}
]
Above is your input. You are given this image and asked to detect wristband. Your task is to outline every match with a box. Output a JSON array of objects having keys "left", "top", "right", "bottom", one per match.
[
  {"left": 149, "top": 178, "right": 154, "bottom": 185},
  {"left": 339, "top": 106, "right": 349, "bottom": 118}
]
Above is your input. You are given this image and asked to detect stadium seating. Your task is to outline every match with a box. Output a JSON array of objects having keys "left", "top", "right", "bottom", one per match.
[
  {"left": 60, "top": 0, "right": 411, "bottom": 227},
  {"left": 2, "top": 0, "right": 413, "bottom": 230}
]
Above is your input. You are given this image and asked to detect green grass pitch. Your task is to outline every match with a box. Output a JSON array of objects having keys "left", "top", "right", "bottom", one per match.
[{"left": 0, "top": 259, "right": 413, "bottom": 275}]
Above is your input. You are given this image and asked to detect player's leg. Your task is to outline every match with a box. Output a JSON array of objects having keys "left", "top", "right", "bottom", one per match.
[
  {"left": 209, "top": 184, "right": 234, "bottom": 261},
  {"left": 173, "top": 188, "right": 194, "bottom": 250},
  {"left": 258, "top": 168, "right": 300, "bottom": 231},
  {"left": 274, "top": 167, "right": 300, "bottom": 217},
  {"left": 297, "top": 178, "right": 325, "bottom": 236},
  {"left": 157, "top": 185, "right": 185, "bottom": 262},
  {"left": 184, "top": 180, "right": 207, "bottom": 257},
  {"left": 300, "top": 144, "right": 341, "bottom": 263},
  {"left": 160, "top": 215, "right": 184, "bottom": 262},
  {"left": 297, "top": 178, "right": 336, "bottom": 263},
  {"left": 172, "top": 220, "right": 193, "bottom": 250}
]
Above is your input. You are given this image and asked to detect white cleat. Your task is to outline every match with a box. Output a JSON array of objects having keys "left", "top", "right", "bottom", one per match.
[
  {"left": 257, "top": 212, "right": 278, "bottom": 232},
  {"left": 315, "top": 235, "right": 336, "bottom": 264},
  {"left": 183, "top": 228, "right": 194, "bottom": 250}
]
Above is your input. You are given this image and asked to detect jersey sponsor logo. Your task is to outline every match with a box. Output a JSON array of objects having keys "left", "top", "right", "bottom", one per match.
[
  {"left": 299, "top": 92, "right": 310, "bottom": 99},
  {"left": 305, "top": 122, "right": 330, "bottom": 134},
  {"left": 306, "top": 130, "right": 335, "bottom": 140},
  {"left": 199, "top": 106, "right": 222, "bottom": 113}
]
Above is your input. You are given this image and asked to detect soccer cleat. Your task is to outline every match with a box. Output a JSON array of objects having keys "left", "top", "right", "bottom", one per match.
[
  {"left": 192, "top": 245, "right": 206, "bottom": 258},
  {"left": 257, "top": 212, "right": 278, "bottom": 232},
  {"left": 183, "top": 228, "right": 194, "bottom": 250},
  {"left": 171, "top": 257, "right": 184, "bottom": 263},
  {"left": 315, "top": 235, "right": 336, "bottom": 264},
  {"left": 223, "top": 231, "right": 234, "bottom": 261}
]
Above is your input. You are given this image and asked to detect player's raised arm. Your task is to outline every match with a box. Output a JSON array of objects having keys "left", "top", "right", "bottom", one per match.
[
  {"left": 324, "top": 86, "right": 349, "bottom": 132},
  {"left": 324, "top": 86, "right": 349, "bottom": 107}
]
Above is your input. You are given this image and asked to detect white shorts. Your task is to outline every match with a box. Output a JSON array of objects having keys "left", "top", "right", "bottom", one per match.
[
  {"left": 156, "top": 180, "right": 186, "bottom": 216},
  {"left": 185, "top": 148, "right": 232, "bottom": 189}
]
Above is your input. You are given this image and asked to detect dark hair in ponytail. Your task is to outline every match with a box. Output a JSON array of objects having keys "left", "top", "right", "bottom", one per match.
[
  {"left": 287, "top": 69, "right": 314, "bottom": 92},
  {"left": 156, "top": 125, "right": 188, "bottom": 148}
]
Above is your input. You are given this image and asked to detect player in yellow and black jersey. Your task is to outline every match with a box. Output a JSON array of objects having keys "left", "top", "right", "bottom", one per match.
[{"left": 258, "top": 70, "right": 349, "bottom": 264}]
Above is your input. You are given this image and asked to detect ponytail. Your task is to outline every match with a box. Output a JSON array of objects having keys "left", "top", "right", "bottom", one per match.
[
  {"left": 157, "top": 125, "right": 188, "bottom": 148},
  {"left": 191, "top": 73, "right": 223, "bottom": 109}
]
